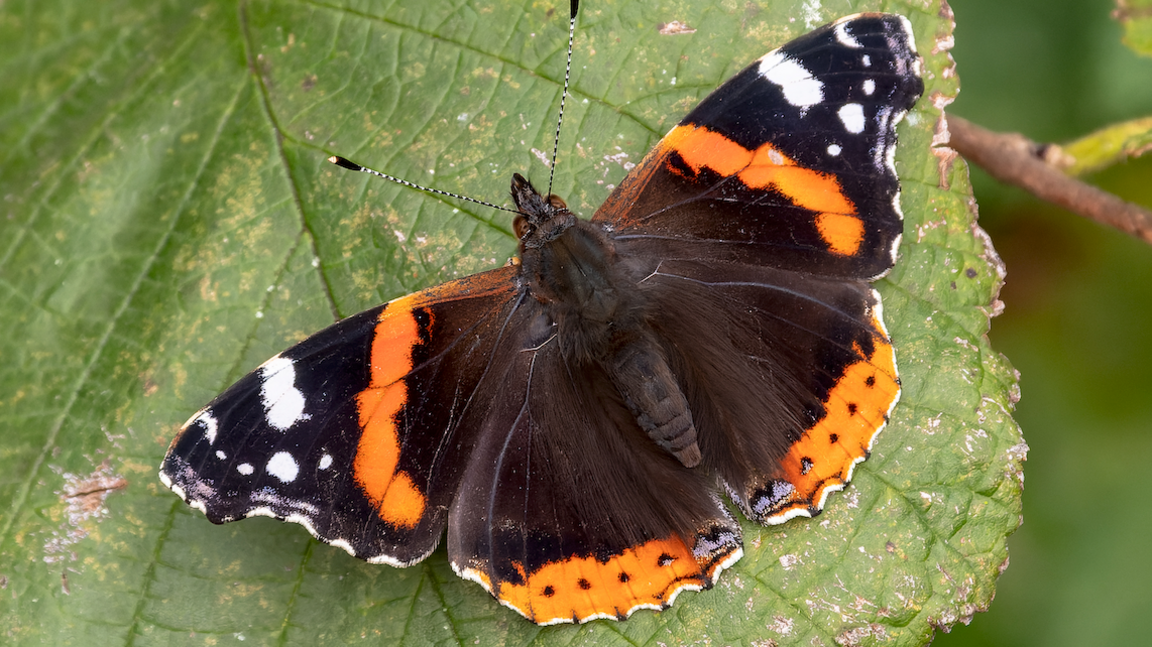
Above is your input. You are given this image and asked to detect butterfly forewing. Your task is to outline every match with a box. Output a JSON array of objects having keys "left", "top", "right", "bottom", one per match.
[
  {"left": 162, "top": 267, "right": 522, "bottom": 566},
  {"left": 597, "top": 14, "right": 922, "bottom": 280}
]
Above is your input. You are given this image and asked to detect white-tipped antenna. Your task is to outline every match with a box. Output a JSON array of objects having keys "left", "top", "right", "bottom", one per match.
[
  {"left": 545, "top": 0, "right": 580, "bottom": 198},
  {"left": 328, "top": 156, "right": 519, "bottom": 215}
]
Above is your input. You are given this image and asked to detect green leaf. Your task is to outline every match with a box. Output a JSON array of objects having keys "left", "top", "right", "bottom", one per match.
[
  {"left": 1116, "top": 0, "right": 1152, "bottom": 57},
  {"left": 1059, "top": 116, "right": 1152, "bottom": 175},
  {"left": 0, "top": 0, "right": 1023, "bottom": 645}
]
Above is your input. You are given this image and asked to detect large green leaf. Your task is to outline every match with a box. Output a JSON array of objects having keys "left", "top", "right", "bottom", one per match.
[{"left": 0, "top": 0, "right": 1023, "bottom": 644}]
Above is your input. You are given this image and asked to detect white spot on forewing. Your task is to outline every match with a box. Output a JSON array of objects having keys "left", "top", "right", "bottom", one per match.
[
  {"left": 863, "top": 79, "right": 876, "bottom": 95},
  {"left": 759, "top": 51, "right": 823, "bottom": 110},
  {"left": 237, "top": 463, "right": 254, "bottom": 476},
  {"left": 260, "top": 355, "right": 309, "bottom": 431},
  {"left": 215, "top": 450, "right": 227, "bottom": 460},
  {"left": 319, "top": 454, "right": 333, "bottom": 470},
  {"left": 838, "top": 103, "right": 866, "bottom": 134},
  {"left": 266, "top": 451, "right": 299, "bottom": 483},
  {"left": 834, "top": 20, "right": 863, "bottom": 48},
  {"left": 827, "top": 144, "right": 842, "bottom": 156},
  {"left": 862, "top": 54, "right": 872, "bottom": 67},
  {"left": 184, "top": 410, "right": 218, "bottom": 444}
]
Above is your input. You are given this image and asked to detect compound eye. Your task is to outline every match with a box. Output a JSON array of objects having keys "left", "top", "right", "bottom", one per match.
[{"left": 513, "top": 215, "right": 532, "bottom": 240}]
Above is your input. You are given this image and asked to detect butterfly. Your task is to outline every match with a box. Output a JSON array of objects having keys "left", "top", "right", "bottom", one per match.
[{"left": 160, "top": 10, "right": 922, "bottom": 625}]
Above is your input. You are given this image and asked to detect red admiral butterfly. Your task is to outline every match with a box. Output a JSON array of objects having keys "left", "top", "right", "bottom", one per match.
[{"left": 160, "top": 9, "right": 922, "bottom": 625}]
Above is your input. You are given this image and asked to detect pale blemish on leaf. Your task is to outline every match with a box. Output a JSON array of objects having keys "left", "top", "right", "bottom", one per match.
[{"left": 44, "top": 461, "right": 127, "bottom": 564}]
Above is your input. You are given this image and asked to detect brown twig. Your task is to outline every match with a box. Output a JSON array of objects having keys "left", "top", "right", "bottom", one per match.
[{"left": 946, "top": 115, "right": 1152, "bottom": 245}]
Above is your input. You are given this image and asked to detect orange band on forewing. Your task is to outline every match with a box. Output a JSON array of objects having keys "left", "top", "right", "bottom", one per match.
[
  {"left": 353, "top": 303, "right": 429, "bottom": 529},
  {"left": 663, "top": 125, "right": 753, "bottom": 176},
  {"left": 379, "top": 470, "right": 425, "bottom": 528},
  {"left": 664, "top": 125, "right": 862, "bottom": 255},
  {"left": 354, "top": 383, "right": 404, "bottom": 493},
  {"left": 743, "top": 146, "right": 854, "bottom": 213},
  {"left": 814, "top": 212, "right": 866, "bottom": 256},
  {"left": 367, "top": 298, "right": 422, "bottom": 386},
  {"left": 484, "top": 534, "right": 723, "bottom": 624}
]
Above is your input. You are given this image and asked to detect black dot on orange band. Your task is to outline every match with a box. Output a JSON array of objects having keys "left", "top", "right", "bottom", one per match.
[
  {"left": 658, "top": 553, "right": 675, "bottom": 567},
  {"left": 577, "top": 578, "right": 592, "bottom": 590},
  {"left": 865, "top": 375, "right": 876, "bottom": 387},
  {"left": 542, "top": 585, "right": 555, "bottom": 597},
  {"left": 618, "top": 572, "right": 630, "bottom": 583},
  {"left": 848, "top": 402, "right": 858, "bottom": 415},
  {"left": 829, "top": 433, "right": 839, "bottom": 443}
]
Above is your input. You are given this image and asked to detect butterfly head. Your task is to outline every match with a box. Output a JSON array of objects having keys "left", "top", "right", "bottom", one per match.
[{"left": 511, "top": 173, "right": 576, "bottom": 249}]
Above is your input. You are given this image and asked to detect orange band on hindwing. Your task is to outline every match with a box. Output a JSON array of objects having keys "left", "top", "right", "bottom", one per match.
[
  {"left": 462, "top": 533, "right": 739, "bottom": 624},
  {"left": 777, "top": 314, "right": 899, "bottom": 515}
]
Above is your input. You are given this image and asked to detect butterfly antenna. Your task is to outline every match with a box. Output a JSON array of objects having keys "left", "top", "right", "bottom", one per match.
[
  {"left": 545, "top": 0, "right": 579, "bottom": 198},
  {"left": 328, "top": 156, "right": 519, "bottom": 215}
]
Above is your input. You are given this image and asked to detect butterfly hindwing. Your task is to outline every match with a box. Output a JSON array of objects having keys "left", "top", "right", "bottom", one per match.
[
  {"left": 443, "top": 302, "right": 742, "bottom": 623},
  {"left": 637, "top": 260, "right": 899, "bottom": 524}
]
